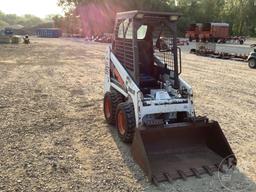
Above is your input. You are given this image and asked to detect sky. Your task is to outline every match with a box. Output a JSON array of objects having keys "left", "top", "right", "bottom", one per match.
[{"left": 0, "top": 0, "right": 64, "bottom": 18}]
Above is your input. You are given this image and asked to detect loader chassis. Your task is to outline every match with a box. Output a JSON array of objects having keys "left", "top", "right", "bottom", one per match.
[
  {"left": 105, "top": 11, "right": 195, "bottom": 127},
  {"left": 103, "top": 10, "right": 236, "bottom": 184}
]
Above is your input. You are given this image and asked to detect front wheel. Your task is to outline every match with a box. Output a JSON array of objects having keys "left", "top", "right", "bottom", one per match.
[
  {"left": 248, "top": 58, "right": 256, "bottom": 69},
  {"left": 116, "top": 102, "right": 136, "bottom": 143},
  {"left": 103, "top": 91, "right": 123, "bottom": 125}
]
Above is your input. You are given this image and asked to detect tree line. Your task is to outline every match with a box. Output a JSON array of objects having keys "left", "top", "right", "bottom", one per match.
[
  {"left": 0, "top": 10, "right": 81, "bottom": 35},
  {"left": 0, "top": 11, "right": 48, "bottom": 29},
  {"left": 1, "top": 1, "right": 255, "bottom": 37},
  {"left": 57, "top": 0, "right": 256, "bottom": 37}
]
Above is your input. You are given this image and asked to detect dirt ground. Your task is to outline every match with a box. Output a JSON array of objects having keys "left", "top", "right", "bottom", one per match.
[{"left": 0, "top": 38, "right": 256, "bottom": 192}]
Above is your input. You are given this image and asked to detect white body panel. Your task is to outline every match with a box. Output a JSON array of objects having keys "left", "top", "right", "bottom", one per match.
[{"left": 104, "top": 46, "right": 195, "bottom": 127}]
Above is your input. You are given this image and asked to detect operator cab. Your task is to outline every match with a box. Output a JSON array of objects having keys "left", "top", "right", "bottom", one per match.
[
  {"left": 137, "top": 23, "right": 181, "bottom": 95},
  {"left": 112, "top": 11, "right": 182, "bottom": 96}
]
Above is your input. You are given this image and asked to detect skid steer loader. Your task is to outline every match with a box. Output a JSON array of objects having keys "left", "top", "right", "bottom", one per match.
[{"left": 103, "top": 10, "right": 236, "bottom": 184}]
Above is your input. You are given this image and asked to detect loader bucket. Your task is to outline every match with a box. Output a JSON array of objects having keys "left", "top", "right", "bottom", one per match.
[{"left": 131, "top": 121, "right": 236, "bottom": 184}]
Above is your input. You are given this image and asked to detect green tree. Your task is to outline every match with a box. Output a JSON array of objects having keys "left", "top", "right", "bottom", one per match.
[
  {"left": 0, "top": 20, "right": 9, "bottom": 28},
  {"left": 222, "top": 0, "right": 256, "bottom": 35},
  {"left": 0, "top": 11, "right": 45, "bottom": 28}
]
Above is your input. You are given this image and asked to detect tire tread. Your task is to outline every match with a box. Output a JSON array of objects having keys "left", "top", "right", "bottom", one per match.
[{"left": 116, "top": 102, "right": 136, "bottom": 143}]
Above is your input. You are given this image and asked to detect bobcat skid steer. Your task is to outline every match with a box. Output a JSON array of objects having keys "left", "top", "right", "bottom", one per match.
[{"left": 103, "top": 10, "right": 236, "bottom": 184}]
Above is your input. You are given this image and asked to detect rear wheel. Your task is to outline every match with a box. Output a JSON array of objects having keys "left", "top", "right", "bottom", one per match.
[
  {"left": 248, "top": 58, "right": 256, "bottom": 69},
  {"left": 103, "top": 91, "right": 123, "bottom": 125},
  {"left": 116, "top": 102, "right": 136, "bottom": 143}
]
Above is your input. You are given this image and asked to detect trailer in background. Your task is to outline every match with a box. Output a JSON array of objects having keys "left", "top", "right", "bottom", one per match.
[
  {"left": 36, "top": 28, "right": 62, "bottom": 38},
  {"left": 190, "top": 42, "right": 248, "bottom": 62},
  {"left": 185, "top": 23, "right": 202, "bottom": 42},
  {"left": 200, "top": 23, "right": 229, "bottom": 42},
  {"left": 186, "top": 23, "right": 245, "bottom": 44}
]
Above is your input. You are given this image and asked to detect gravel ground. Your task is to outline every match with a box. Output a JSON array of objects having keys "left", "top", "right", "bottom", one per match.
[{"left": 0, "top": 38, "right": 255, "bottom": 192}]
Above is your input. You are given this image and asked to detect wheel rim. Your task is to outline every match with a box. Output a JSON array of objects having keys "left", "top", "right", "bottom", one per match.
[
  {"left": 249, "top": 59, "right": 256, "bottom": 68},
  {"left": 118, "top": 111, "right": 126, "bottom": 135},
  {"left": 104, "top": 96, "right": 111, "bottom": 119}
]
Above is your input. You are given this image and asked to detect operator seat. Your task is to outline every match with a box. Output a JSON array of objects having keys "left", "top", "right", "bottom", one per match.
[{"left": 138, "top": 26, "right": 159, "bottom": 93}]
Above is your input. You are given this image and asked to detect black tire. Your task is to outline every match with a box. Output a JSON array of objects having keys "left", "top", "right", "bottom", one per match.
[
  {"left": 103, "top": 91, "right": 123, "bottom": 125},
  {"left": 240, "top": 40, "right": 244, "bottom": 45},
  {"left": 248, "top": 58, "right": 256, "bottom": 69},
  {"left": 116, "top": 102, "right": 136, "bottom": 143},
  {"left": 189, "top": 36, "right": 192, "bottom": 42}
]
